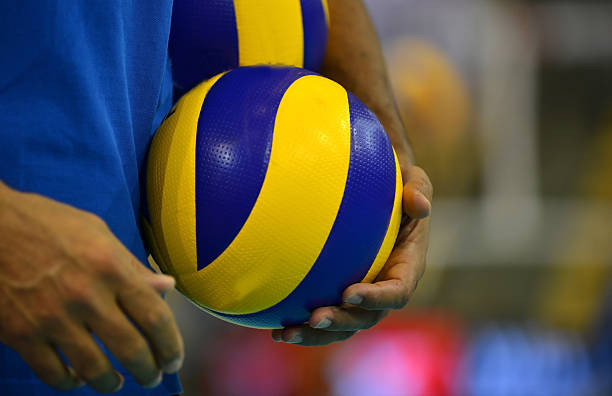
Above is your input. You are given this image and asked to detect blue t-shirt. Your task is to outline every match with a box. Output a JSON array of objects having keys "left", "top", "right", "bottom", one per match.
[{"left": 0, "top": 1, "right": 180, "bottom": 394}]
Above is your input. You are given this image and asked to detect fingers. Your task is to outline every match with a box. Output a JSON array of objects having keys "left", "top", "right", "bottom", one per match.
[
  {"left": 15, "top": 342, "right": 84, "bottom": 391},
  {"left": 87, "top": 305, "right": 162, "bottom": 388},
  {"left": 80, "top": 233, "right": 182, "bottom": 378},
  {"left": 54, "top": 325, "right": 124, "bottom": 393},
  {"left": 118, "top": 286, "right": 184, "bottom": 374},
  {"left": 402, "top": 166, "right": 433, "bottom": 219},
  {"left": 106, "top": 238, "right": 182, "bottom": 376},
  {"left": 270, "top": 165, "right": 433, "bottom": 346},
  {"left": 114, "top": 239, "right": 176, "bottom": 294},
  {"left": 271, "top": 306, "right": 387, "bottom": 346},
  {"left": 271, "top": 326, "right": 357, "bottom": 346},
  {"left": 342, "top": 278, "right": 418, "bottom": 311},
  {"left": 338, "top": 226, "right": 428, "bottom": 312},
  {"left": 308, "top": 305, "right": 388, "bottom": 331}
]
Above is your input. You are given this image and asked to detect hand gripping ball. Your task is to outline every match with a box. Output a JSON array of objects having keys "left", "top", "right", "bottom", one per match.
[
  {"left": 143, "top": 66, "right": 403, "bottom": 329},
  {"left": 169, "top": 0, "right": 329, "bottom": 97}
]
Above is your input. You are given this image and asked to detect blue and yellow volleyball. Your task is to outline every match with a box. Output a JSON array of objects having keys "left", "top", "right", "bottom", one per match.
[
  {"left": 169, "top": 0, "right": 329, "bottom": 97},
  {"left": 143, "top": 66, "right": 403, "bottom": 329}
]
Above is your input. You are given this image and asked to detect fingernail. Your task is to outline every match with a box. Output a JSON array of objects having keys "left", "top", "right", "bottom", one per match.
[
  {"left": 163, "top": 357, "right": 183, "bottom": 373},
  {"left": 312, "top": 317, "right": 332, "bottom": 329},
  {"left": 344, "top": 294, "right": 363, "bottom": 305},
  {"left": 286, "top": 332, "right": 303, "bottom": 344},
  {"left": 68, "top": 367, "right": 85, "bottom": 388},
  {"left": 112, "top": 373, "right": 125, "bottom": 392},
  {"left": 144, "top": 372, "right": 162, "bottom": 388}
]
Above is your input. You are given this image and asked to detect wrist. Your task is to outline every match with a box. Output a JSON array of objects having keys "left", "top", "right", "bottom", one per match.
[{"left": 377, "top": 113, "right": 415, "bottom": 168}]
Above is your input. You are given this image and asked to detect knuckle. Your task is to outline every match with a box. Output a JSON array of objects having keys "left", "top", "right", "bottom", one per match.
[
  {"left": 4, "top": 322, "right": 38, "bottom": 345},
  {"left": 384, "top": 280, "right": 413, "bottom": 310},
  {"left": 115, "top": 338, "right": 148, "bottom": 364},
  {"left": 63, "top": 278, "right": 97, "bottom": 307},
  {"left": 142, "top": 307, "right": 172, "bottom": 331},
  {"left": 83, "top": 244, "right": 126, "bottom": 284},
  {"left": 84, "top": 241, "right": 118, "bottom": 270},
  {"left": 36, "top": 311, "right": 64, "bottom": 335},
  {"left": 74, "top": 356, "right": 110, "bottom": 381},
  {"left": 393, "top": 291, "right": 411, "bottom": 309},
  {"left": 98, "top": 261, "right": 123, "bottom": 283}
]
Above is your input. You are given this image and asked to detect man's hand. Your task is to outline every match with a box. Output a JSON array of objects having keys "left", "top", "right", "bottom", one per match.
[
  {"left": 0, "top": 182, "right": 184, "bottom": 392},
  {"left": 271, "top": 165, "right": 432, "bottom": 345}
]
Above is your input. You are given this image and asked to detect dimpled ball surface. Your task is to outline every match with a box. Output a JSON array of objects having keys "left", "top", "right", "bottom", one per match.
[
  {"left": 143, "top": 66, "right": 403, "bottom": 329},
  {"left": 169, "top": 0, "right": 330, "bottom": 97}
]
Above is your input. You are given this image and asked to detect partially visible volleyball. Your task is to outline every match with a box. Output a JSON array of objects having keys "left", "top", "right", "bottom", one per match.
[
  {"left": 169, "top": 0, "right": 329, "bottom": 97},
  {"left": 143, "top": 66, "right": 403, "bottom": 329}
]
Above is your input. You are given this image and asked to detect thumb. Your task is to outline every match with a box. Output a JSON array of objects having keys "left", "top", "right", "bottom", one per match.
[{"left": 402, "top": 166, "right": 433, "bottom": 219}]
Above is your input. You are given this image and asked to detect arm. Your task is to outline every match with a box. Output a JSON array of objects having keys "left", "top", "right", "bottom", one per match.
[
  {"left": 272, "top": 0, "right": 433, "bottom": 345},
  {"left": 320, "top": 0, "right": 414, "bottom": 169},
  {"left": 319, "top": 0, "right": 432, "bottom": 216}
]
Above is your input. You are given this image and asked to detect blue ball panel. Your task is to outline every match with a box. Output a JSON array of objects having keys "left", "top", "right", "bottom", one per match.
[
  {"left": 212, "top": 91, "right": 397, "bottom": 328},
  {"left": 195, "top": 67, "right": 316, "bottom": 271},
  {"left": 169, "top": 0, "right": 239, "bottom": 98},
  {"left": 300, "top": 0, "right": 328, "bottom": 71}
]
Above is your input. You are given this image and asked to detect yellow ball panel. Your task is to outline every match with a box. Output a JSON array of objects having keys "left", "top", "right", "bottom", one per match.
[
  {"left": 234, "top": 0, "right": 304, "bottom": 68},
  {"left": 147, "top": 73, "right": 226, "bottom": 279}
]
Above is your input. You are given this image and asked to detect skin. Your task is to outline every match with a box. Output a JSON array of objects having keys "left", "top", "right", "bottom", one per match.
[
  {"left": 0, "top": 182, "right": 184, "bottom": 393},
  {"left": 271, "top": 0, "right": 433, "bottom": 346}
]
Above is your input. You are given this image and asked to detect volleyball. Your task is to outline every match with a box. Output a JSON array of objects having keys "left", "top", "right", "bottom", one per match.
[
  {"left": 169, "top": 0, "right": 329, "bottom": 97},
  {"left": 143, "top": 66, "right": 403, "bottom": 329}
]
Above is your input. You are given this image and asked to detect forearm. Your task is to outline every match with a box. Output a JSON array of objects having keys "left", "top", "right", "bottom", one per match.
[{"left": 320, "top": 0, "right": 414, "bottom": 169}]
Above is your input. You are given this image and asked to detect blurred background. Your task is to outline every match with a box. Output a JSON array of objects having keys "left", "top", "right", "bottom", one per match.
[{"left": 167, "top": 0, "right": 612, "bottom": 394}]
